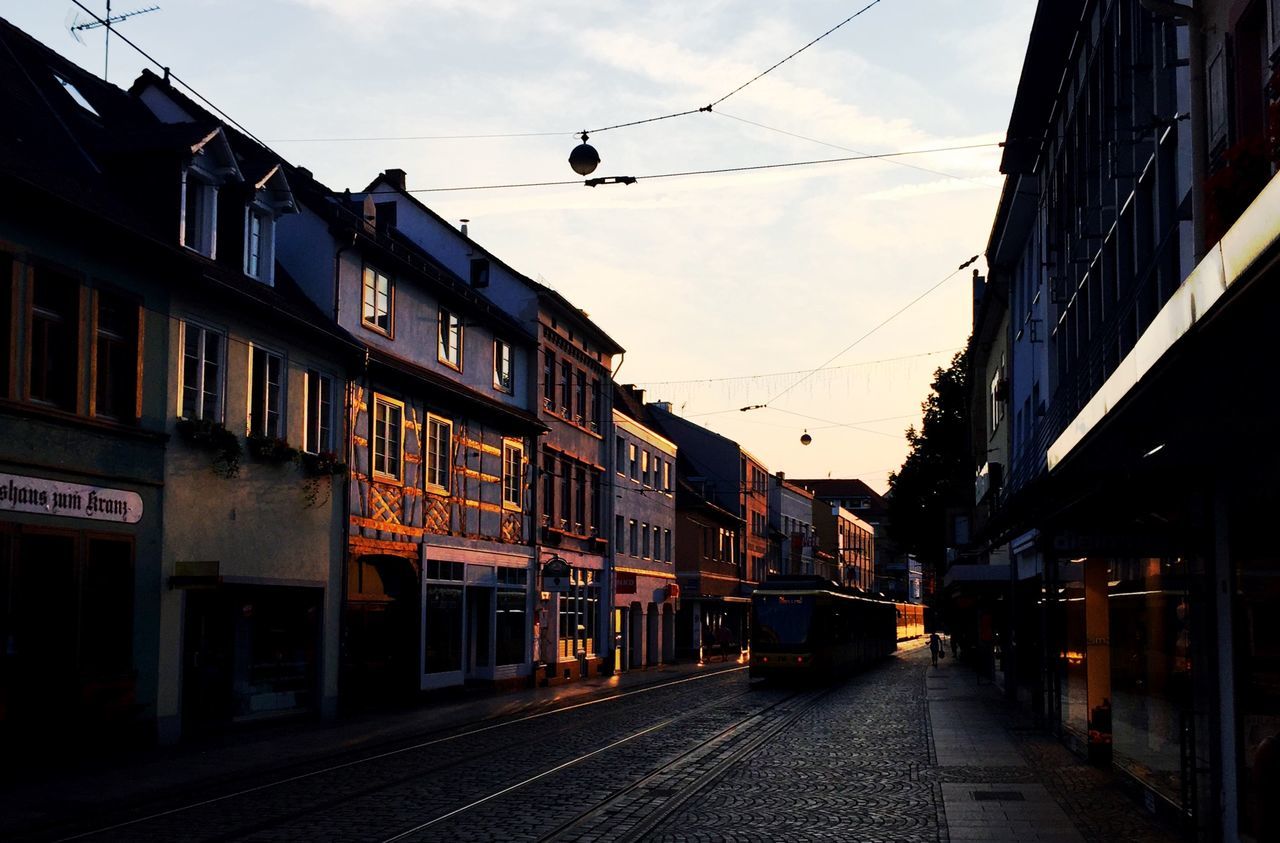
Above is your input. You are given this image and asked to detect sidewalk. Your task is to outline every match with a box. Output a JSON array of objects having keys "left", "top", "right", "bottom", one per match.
[
  {"left": 924, "top": 652, "right": 1182, "bottom": 843},
  {"left": 0, "top": 658, "right": 744, "bottom": 839}
]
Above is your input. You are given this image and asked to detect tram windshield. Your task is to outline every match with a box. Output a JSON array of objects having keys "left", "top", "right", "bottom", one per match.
[{"left": 754, "top": 594, "right": 813, "bottom": 646}]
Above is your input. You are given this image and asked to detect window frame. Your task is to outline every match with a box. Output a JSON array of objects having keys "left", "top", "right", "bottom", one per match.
[
  {"left": 361, "top": 265, "right": 394, "bottom": 337},
  {"left": 425, "top": 413, "right": 453, "bottom": 494},
  {"left": 243, "top": 202, "right": 275, "bottom": 284},
  {"left": 502, "top": 440, "right": 523, "bottom": 511},
  {"left": 493, "top": 338, "right": 513, "bottom": 393},
  {"left": 91, "top": 286, "right": 141, "bottom": 423},
  {"left": 247, "top": 343, "right": 285, "bottom": 438},
  {"left": 178, "top": 320, "right": 225, "bottom": 422},
  {"left": 179, "top": 161, "right": 218, "bottom": 258},
  {"left": 304, "top": 369, "right": 334, "bottom": 455},
  {"left": 371, "top": 394, "right": 405, "bottom": 483},
  {"left": 437, "top": 307, "right": 463, "bottom": 370}
]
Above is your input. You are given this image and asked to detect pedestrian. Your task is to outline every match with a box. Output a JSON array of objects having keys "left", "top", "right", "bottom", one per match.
[{"left": 929, "top": 631, "right": 942, "bottom": 667}]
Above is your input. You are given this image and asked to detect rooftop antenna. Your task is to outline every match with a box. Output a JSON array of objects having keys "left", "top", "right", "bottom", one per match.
[{"left": 68, "top": 3, "right": 161, "bottom": 80}]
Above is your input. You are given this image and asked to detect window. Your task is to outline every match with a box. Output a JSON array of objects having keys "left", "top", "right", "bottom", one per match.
[
  {"left": 574, "top": 369, "right": 586, "bottom": 421},
  {"left": 248, "top": 346, "right": 284, "bottom": 438},
  {"left": 503, "top": 441, "right": 523, "bottom": 510},
  {"left": 495, "top": 586, "right": 525, "bottom": 665},
  {"left": 589, "top": 377, "right": 601, "bottom": 428},
  {"left": 361, "top": 266, "right": 392, "bottom": 335},
  {"left": 493, "top": 339, "right": 513, "bottom": 392},
  {"left": 662, "top": 459, "right": 671, "bottom": 492},
  {"left": 574, "top": 466, "right": 586, "bottom": 532},
  {"left": 93, "top": 289, "right": 138, "bottom": 422},
  {"left": 542, "top": 350, "right": 555, "bottom": 407},
  {"left": 29, "top": 267, "right": 80, "bottom": 411},
  {"left": 0, "top": 253, "right": 10, "bottom": 398},
  {"left": 469, "top": 257, "right": 490, "bottom": 288},
  {"left": 426, "top": 415, "right": 452, "bottom": 492},
  {"left": 372, "top": 395, "right": 403, "bottom": 481},
  {"left": 180, "top": 164, "right": 217, "bottom": 257},
  {"left": 438, "top": 308, "right": 462, "bottom": 369},
  {"left": 304, "top": 370, "right": 333, "bottom": 454},
  {"left": 664, "top": 529, "right": 672, "bottom": 562},
  {"left": 641, "top": 451, "right": 651, "bottom": 487},
  {"left": 560, "top": 460, "right": 572, "bottom": 526},
  {"left": 616, "top": 437, "right": 626, "bottom": 475},
  {"left": 629, "top": 444, "right": 638, "bottom": 481},
  {"left": 542, "top": 450, "right": 556, "bottom": 521},
  {"left": 559, "top": 361, "right": 572, "bottom": 414},
  {"left": 653, "top": 526, "right": 661, "bottom": 560},
  {"left": 642, "top": 523, "right": 651, "bottom": 558},
  {"left": 629, "top": 520, "right": 638, "bottom": 556},
  {"left": 244, "top": 206, "right": 273, "bottom": 282},
  {"left": 180, "top": 321, "right": 223, "bottom": 421},
  {"left": 53, "top": 72, "right": 100, "bottom": 117}
]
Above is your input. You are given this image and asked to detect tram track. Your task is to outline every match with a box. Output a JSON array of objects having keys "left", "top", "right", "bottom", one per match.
[
  {"left": 371, "top": 686, "right": 830, "bottom": 843},
  {"left": 44, "top": 666, "right": 748, "bottom": 843}
]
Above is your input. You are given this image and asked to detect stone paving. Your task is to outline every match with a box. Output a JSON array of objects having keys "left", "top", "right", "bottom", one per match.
[{"left": 5, "top": 649, "right": 1186, "bottom": 842}]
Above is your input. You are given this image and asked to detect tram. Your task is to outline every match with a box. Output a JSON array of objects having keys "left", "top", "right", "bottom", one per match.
[{"left": 749, "top": 575, "right": 898, "bottom": 682}]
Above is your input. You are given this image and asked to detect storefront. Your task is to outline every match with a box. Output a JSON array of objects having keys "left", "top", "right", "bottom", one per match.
[
  {"left": 613, "top": 569, "right": 677, "bottom": 669},
  {"left": 0, "top": 471, "right": 155, "bottom": 750},
  {"left": 422, "top": 552, "right": 532, "bottom": 690}
]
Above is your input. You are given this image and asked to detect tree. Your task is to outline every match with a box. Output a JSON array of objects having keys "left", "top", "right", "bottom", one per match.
[{"left": 887, "top": 349, "right": 972, "bottom": 579}]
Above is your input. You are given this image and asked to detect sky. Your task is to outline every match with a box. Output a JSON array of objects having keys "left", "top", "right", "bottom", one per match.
[{"left": 7, "top": 1, "right": 1035, "bottom": 493}]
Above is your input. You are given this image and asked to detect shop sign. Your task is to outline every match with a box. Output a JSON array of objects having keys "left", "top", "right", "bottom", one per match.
[
  {"left": 542, "top": 556, "right": 571, "bottom": 592},
  {"left": 0, "top": 472, "right": 142, "bottom": 524},
  {"left": 616, "top": 572, "right": 637, "bottom": 594}
]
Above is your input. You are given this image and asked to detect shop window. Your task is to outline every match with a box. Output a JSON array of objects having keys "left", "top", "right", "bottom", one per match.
[
  {"left": 303, "top": 370, "right": 333, "bottom": 454},
  {"left": 424, "top": 583, "right": 463, "bottom": 674},
  {"left": 81, "top": 537, "right": 134, "bottom": 679},
  {"left": 248, "top": 345, "right": 283, "bottom": 438},
  {"left": 426, "top": 415, "right": 452, "bottom": 493},
  {"left": 180, "top": 321, "right": 223, "bottom": 421},
  {"left": 558, "top": 568, "right": 599, "bottom": 660},
  {"left": 437, "top": 308, "right": 462, "bottom": 370},
  {"left": 502, "top": 441, "right": 523, "bottom": 510},
  {"left": 361, "top": 266, "right": 393, "bottom": 336},
  {"left": 93, "top": 289, "right": 139, "bottom": 423},
  {"left": 29, "top": 266, "right": 80, "bottom": 411},
  {"left": 371, "top": 395, "right": 403, "bottom": 482}
]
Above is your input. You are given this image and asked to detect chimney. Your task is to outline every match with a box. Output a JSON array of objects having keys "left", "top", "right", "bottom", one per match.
[
  {"left": 776, "top": 471, "right": 786, "bottom": 481},
  {"left": 460, "top": 218, "right": 470, "bottom": 238},
  {"left": 383, "top": 168, "right": 407, "bottom": 191},
  {"left": 971, "top": 268, "right": 986, "bottom": 328},
  {"left": 295, "top": 166, "right": 312, "bottom": 182},
  {"left": 652, "top": 401, "right": 672, "bottom": 413}
]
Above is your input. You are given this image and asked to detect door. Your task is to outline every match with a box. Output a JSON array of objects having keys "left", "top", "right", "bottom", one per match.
[
  {"left": 182, "top": 589, "right": 233, "bottom": 734},
  {"left": 466, "top": 587, "right": 492, "bottom": 678}
]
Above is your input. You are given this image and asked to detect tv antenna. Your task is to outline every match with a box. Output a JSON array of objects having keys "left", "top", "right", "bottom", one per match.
[{"left": 67, "top": 2, "right": 161, "bottom": 80}]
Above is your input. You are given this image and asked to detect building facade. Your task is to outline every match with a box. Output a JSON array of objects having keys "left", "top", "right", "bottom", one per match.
[
  {"left": 770, "top": 473, "right": 816, "bottom": 576},
  {"left": 611, "top": 386, "right": 678, "bottom": 669},
  {"left": 982, "top": 2, "right": 1280, "bottom": 839}
]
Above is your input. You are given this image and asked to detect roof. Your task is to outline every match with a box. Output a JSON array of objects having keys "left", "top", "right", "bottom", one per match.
[
  {"left": 790, "top": 478, "right": 887, "bottom": 513},
  {"left": 998, "top": 2, "right": 1086, "bottom": 176},
  {"left": 365, "top": 170, "right": 626, "bottom": 355}
]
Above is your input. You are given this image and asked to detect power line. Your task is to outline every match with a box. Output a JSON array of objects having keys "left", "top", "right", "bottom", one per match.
[
  {"left": 267, "top": 130, "right": 572, "bottom": 143},
  {"left": 715, "top": 111, "right": 1000, "bottom": 188},
  {"left": 585, "top": 0, "right": 887, "bottom": 135},
  {"left": 394, "top": 142, "right": 1000, "bottom": 193},
  {"left": 763, "top": 255, "right": 979, "bottom": 406},
  {"left": 68, "top": 0, "right": 270, "bottom": 151},
  {"left": 634, "top": 347, "right": 959, "bottom": 387}
]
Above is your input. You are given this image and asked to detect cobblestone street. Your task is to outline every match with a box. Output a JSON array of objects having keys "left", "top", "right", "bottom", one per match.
[{"left": 2, "top": 649, "right": 1184, "bottom": 842}]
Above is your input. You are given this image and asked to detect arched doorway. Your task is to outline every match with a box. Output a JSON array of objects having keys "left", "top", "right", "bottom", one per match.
[
  {"left": 629, "top": 601, "right": 644, "bottom": 668},
  {"left": 662, "top": 603, "right": 675, "bottom": 663},
  {"left": 343, "top": 554, "right": 420, "bottom": 709},
  {"left": 646, "top": 602, "right": 660, "bottom": 666}
]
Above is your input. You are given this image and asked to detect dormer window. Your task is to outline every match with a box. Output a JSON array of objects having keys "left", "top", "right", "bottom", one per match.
[
  {"left": 181, "top": 160, "right": 217, "bottom": 257},
  {"left": 243, "top": 164, "right": 295, "bottom": 285},
  {"left": 245, "top": 204, "right": 272, "bottom": 281}
]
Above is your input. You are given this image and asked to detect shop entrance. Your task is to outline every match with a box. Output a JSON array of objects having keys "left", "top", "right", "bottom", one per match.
[
  {"left": 465, "top": 586, "right": 492, "bottom": 677},
  {"left": 343, "top": 554, "right": 419, "bottom": 708}
]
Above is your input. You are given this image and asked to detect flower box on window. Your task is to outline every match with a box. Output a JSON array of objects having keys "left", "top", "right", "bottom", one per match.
[
  {"left": 175, "top": 418, "right": 242, "bottom": 478},
  {"left": 245, "top": 433, "right": 299, "bottom": 465},
  {"left": 299, "top": 450, "right": 348, "bottom": 478}
]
